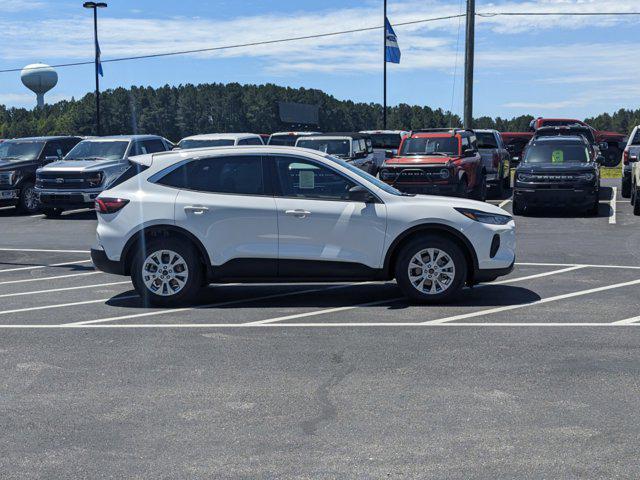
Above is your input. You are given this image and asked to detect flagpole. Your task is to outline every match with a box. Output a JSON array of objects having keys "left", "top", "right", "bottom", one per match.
[
  {"left": 84, "top": 2, "right": 107, "bottom": 136},
  {"left": 383, "top": 0, "right": 387, "bottom": 129}
]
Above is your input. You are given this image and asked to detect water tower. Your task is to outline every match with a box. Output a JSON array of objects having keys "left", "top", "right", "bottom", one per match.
[{"left": 20, "top": 63, "right": 58, "bottom": 108}]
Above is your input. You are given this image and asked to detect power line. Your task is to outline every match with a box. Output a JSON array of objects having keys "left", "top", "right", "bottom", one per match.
[
  {"left": 2, "top": 11, "right": 639, "bottom": 75},
  {"left": 0, "top": 13, "right": 466, "bottom": 74}
]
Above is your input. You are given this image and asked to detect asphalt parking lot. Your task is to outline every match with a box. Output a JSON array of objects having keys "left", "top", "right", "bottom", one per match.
[{"left": 1, "top": 178, "right": 640, "bottom": 478}]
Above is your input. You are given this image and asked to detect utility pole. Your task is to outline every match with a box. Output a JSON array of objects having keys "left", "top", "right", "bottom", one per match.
[
  {"left": 383, "top": 0, "right": 387, "bottom": 129},
  {"left": 83, "top": 2, "right": 107, "bottom": 136},
  {"left": 463, "top": 0, "right": 475, "bottom": 129}
]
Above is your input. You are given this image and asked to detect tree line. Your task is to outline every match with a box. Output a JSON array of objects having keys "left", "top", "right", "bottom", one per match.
[{"left": 0, "top": 82, "right": 636, "bottom": 141}]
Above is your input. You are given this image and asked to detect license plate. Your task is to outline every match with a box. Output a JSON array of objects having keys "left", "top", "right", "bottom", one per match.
[{"left": 0, "top": 190, "right": 17, "bottom": 199}]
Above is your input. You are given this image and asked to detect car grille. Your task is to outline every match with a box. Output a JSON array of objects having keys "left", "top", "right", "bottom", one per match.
[
  {"left": 36, "top": 172, "right": 100, "bottom": 190},
  {"left": 382, "top": 167, "right": 451, "bottom": 183}
]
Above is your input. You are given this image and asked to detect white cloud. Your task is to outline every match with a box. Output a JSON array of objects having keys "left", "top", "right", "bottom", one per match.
[{"left": 2, "top": 0, "right": 44, "bottom": 12}]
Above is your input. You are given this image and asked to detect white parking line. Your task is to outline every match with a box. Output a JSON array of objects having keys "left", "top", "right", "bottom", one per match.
[
  {"left": 490, "top": 265, "right": 586, "bottom": 285},
  {"left": 612, "top": 315, "right": 640, "bottom": 325},
  {"left": 66, "top": 282, "right": 375, "bottom": 326},
  {"left": 610, "top": 186, "right": 617, "bottom": 224},
  {"left": 0, "top": 248, "right": 89, "bottom": 253},
  {"left": 62, "top": 208, "right": 92, "bottom": 215},
  {"left": 0, "top": 281, "right": 131, "bottom": 299},
  {"left": 498, "top": 198, "right": 512, "bottom": 208},
  {"left": 423, "top": 278, "right": 640, "bottom": 324},
  {"left": 516, "top": 262, "right": 640, "bottom": 270},
  {"left": 0, "top": 259, "right": 92, "bottom": 273},
  {"left": 0, "top": 295, "right": 138, "bottom": 316},
  {"left": 0, "top": 271, "right": 100, "bottom": 286}
]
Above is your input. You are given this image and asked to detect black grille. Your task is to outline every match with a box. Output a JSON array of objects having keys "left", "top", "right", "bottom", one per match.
[
  {"left": 36, "top": 172, "right": 99, "bottom": 190},
  {"left": 383, "top": 167, "right": 451, "bottom": 183}
]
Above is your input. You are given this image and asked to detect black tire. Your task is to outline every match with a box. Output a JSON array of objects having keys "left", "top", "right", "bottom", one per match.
[
  {"left": 621, "top": 177, "right": 631, "bottom": 198},
  {"left": 632, "top": 182, "right": 637, "bottom": 206},
  {"left": 42, "top": 208, "right": 63, "bottom": 218},
  {"left": 15, "top": 182, "right": 39, "bottom": 214},
  {"left": 634, "top": 188, "right": 640, "bottom": 216},
  {"left": 502, "top": 169, "right": 511, "bottom": 190},
  {"left": 456, "top": 177, "right": 469, "bottom": 198},
  {"left": 604, "top": 146, "right": 622, "bottom": 167},
  {"left": 394, "top": 235, "right": 467, "bottom": 304},
  {"left": 493, "top": 173, "right": 504, "bottom": 198},
  {"left": 587, "top": 198, "right": 599, "bottom": 216},
  {"left": 472, "top": 173, "right": 487, "bottom": 202},
  {"left": 512, "top": 197, "right": 525, "bottom": 215},
  {"left": 131, "top": 238, "right": 204, "bottom": 306}
]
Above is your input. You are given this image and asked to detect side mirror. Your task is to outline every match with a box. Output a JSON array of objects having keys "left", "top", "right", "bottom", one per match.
[
  {"left": 463, "top": 148, "right": 476, "bottom": 157},
  {"left": 44, "top": 155, "right": 60, "bottom": 163},
  {"left": 510, "top": 157, "right": 521, "bottom": 167},
  {"left": 348, "top": 185, "right": 376, "bottom": 203},
  {"left": 598, "top": 142, "right": 609, "bottom": 151},
  {"left": 385, "top": 149, "right": 394, "bottom": 159},
  {"left": 172, "top": 146, "right": 181, "bottom": 150}
]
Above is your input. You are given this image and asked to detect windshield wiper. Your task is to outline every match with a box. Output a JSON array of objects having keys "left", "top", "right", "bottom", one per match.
[{"left": 69, "top": 156, "right": 109, "bottom": 161}]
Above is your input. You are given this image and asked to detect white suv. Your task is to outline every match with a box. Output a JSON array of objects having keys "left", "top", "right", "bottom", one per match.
[{"left": 91, "top": 146, "right": 515, "bottom": 306}]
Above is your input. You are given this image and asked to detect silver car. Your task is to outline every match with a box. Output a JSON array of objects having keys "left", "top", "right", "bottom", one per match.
[{"left": 474, "top": 129, "right": 511, "bottom": 196}]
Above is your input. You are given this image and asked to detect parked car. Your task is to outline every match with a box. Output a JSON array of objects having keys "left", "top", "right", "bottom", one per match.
[
  {"left": 359, "top": 130, "right": 409, "bottom": 168},
  {"left": 529, "top": 117, "right": 625, "bottom": 166},
  {"left": 474, "top": 129, "right": 511, "bottom": 196},
  {"left": 91, "top": 146, "right": 515, "bottom": 306},
  {"left": 501, "top": 132, "right": 532, "bottom": 165},
  {"left": 178, "top": 133, "right": 263, "bottom": 149},
  {"left": 513, "top": 135, "right": 602, "bottom": 216},
  {"left": 621, "top": 125, "right": 640, "bottom": 198},
  {"left": 267, "top": 131, "right": 320, "bottom": 146},
  {"left": 35, "top": 135, "right": 172, "bottom": 217},
  {"left": 0, "top": 136, "right": 81, "bottom": 213},
  {"left": 378, "top": 129, "right": 487, "bottom": 200},
  {"left": 295, "top": 133, "right": 377, "bottom": 175}
]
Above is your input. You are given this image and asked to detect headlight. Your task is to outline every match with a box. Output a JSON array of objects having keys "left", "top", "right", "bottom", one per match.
[
  {"left": 87, "top": 172, "right": 104, "bottom": 187},
  {"left": 0, "top": 171, "right": 17, "bottom": 186},
  {"left": 455, "top": 207, "right": 512, "bottom": 225},
  {"left": 517, "top": 173, "right": 531, "bottom": 182},
  {"left": 380, "top": 169, "right": 394, "bottom": 180},
  {"left": 576, "top": 172, "right": 595, "bottom": 181},
  {"left": 440, "top": 168, "right": 450, "bottom": 179}
]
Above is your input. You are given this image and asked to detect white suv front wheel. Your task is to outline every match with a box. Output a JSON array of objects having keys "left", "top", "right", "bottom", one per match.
[
  {"left": 395, "top": 235, "right": 467, "bottom": 304},
  {"left": 131, "top": 238, "right": 203, "bottom": 306}
]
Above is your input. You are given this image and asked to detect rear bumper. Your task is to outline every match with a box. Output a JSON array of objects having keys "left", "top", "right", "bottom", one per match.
[
  {"left": 514, "top": 186, "right": 597, "bottom": 208},
  {"left": 91, "top": 245, "right": 125, "bottom": 275}
]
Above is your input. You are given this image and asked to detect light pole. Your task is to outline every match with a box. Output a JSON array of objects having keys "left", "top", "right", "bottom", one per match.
[
  {"left": 463, "top": 0, "right": 475, "bottom": 129},
  {"left": 83, "top": 1, "right": 107, "bottom": 135}
]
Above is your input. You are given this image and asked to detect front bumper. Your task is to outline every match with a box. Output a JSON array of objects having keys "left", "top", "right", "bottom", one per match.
[
  {"left": 36, "top": 188, "right": 100, "bottom": 209},
  {"left": 390, "top": 182, "right": 460, "bottom": 195},
  {"left": 91, "top": 245, "right": 125, "bottom": 275},
  {"left": 514, "top": 184, "right": 598, "bottom": 208}
]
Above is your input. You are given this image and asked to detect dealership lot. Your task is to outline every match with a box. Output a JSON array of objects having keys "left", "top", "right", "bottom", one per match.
[{"left": 1, "top": 178, "right": 640, "bottom": 477}]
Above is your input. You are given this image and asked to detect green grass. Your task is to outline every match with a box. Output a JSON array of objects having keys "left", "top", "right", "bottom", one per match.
[{"left": 601, "top": 165, "right": 622, "bottom": 179}]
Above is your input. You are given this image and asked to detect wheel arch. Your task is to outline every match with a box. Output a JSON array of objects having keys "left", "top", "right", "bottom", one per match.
[
  {"left": 382, "top": 223, "right": 479, "bottom": 283},
  {"left": 121, "top": 224, "right": 210, "bottom": 276}
]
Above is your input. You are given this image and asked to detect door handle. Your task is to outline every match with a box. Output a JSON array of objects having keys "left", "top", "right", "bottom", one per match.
[
  {"left": 285, "top": 209, "right": 311, "bottom": 218},
  {"left": 184, "top": 205, "right": 209, "bottom": 215}
]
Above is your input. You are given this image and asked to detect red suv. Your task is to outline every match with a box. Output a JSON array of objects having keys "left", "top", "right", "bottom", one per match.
[{"left": 379, "top": 129, "right": 486, "bottom": 200}]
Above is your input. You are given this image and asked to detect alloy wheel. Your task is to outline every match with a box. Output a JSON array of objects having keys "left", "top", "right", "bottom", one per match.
[
  {"left": 142, "top": 249, "right": 189, "bottom": 296},
  {"left": 407, "top": 248, "right": 456, "bottom": 295}
]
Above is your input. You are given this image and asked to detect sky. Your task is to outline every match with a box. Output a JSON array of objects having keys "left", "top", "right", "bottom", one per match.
[{"left": 1, "top": 0, "right": 640, "bottom": 119}]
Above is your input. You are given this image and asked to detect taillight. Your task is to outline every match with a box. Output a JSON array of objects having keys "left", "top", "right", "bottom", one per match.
[
  {"left": 95, "top": 197, "right": 129, "bottom": 214},
  {"left": 623, "top": 148, "right": 629, "bottom": 165},
  {"left": 492, "top": 152, "right": 500, "bottom": 168}
]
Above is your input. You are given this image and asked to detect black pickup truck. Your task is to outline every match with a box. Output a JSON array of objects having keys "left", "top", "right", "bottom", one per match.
[{"left": 0, "top": 136, "right": 81, "bottom": 213}]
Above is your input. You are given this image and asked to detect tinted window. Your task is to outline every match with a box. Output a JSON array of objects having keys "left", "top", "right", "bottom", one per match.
[
  {"left": 143, "top": 139, "right": 168, "bottom": 153},
  {"left": 268, "top": 135, "right": 297, "bottom": 146},
  {"left": 157, "top": 156, "right": 264, "bottom": 195},
  {"left": 523, "top": 142, "right": 590, "bottom": 164},
  {"left": 0, "top": 141, "right": 45, "bottom": 162},
  {"left": 400, "top": 137, "right": 458, "bottom": 156},
  {"left": 632, "top": 129, "right": 640, "bottom": 145},
  {"left": 178, "top": 139, "right": 235, "bottom": 149},
  {"left": 297, "top": 139, "right": 351, "bottom": 157},
  {"left": 110, "top": 162, "right": 149, "bottom": 187},
  {"left": 369, "top": 134, "right": 402, "bottom": 149},
  {"left": 476, "top": 132, "right": 498, "bottom": 149},
  {"left": 238, "top": 137, "right": 263, "bottom": 146},
  {"left": 65, "top": 140, "right": 129, "bottom": 160},
  {"left": 273, "top": 156, "right": 356, "bottom": 200},
  {"left": 43, "top": 141, "right": 64, "bottom": 159}
]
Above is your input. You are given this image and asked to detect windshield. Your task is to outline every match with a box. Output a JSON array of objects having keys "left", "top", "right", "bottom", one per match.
[
  {"left": 0, "top": 141, "right": 45, "bottom": 161},
  {"left": 268, "top": 135, "right": 298, "bottom": 146},
  {"left": 178, "top": 139, "right": 235, "bottom": 149},
  {"left": 523, "top": 142, "right": 590, "bottom": 164},
  {"left": 321, "top": 153, "right": 405, "bottom": 196},
  {"left": 476, "top": 132, "right": 498, "bottom": 149},
  {"left": 399, "top": 137, "right": 459, "bottom": 156},
  {"left": 369, "top": 134, "right": 402, "bottom": 149},
  {"left": 297, "top": 139, "right": 351, "bottom": 157},
  {"left": 65, "top": 140, "right": 129, "bottom": 161}
]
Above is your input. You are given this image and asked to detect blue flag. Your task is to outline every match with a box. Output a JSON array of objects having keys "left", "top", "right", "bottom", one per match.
[
  {"left": 385, "top": 17, "right": 400, "bottom": 64},
  {"left": 96, "top": 40, "right": 104, "bottom": 76}
]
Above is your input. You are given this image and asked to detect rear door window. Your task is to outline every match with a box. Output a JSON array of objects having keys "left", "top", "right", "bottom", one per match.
[
  {"left": 142, "top": 139, "right": 169, "bottom": 153},
  {"left": 238, "top": 137, "right": 263, "bottom": 146}
]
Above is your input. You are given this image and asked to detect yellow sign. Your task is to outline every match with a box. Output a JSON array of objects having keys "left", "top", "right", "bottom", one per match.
[{"left": 551, "top": 150, "right": 564, "bottom": 163}]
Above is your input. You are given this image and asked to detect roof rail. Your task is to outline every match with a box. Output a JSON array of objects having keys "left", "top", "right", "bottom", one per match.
[{"left": 409, "top": 128, "right": 473, "bottom": 136}]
